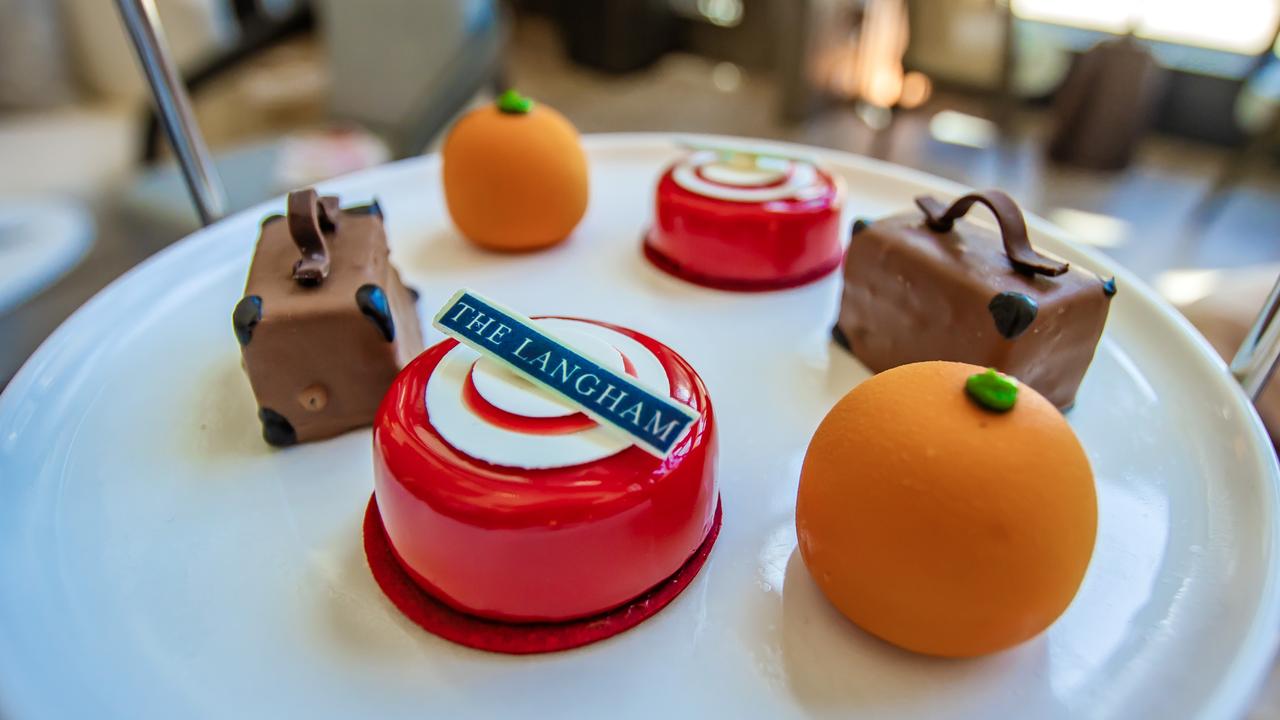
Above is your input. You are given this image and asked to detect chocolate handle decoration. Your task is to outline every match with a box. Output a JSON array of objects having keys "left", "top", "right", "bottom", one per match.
[
  {"left": 915, "top": 191, "right": 1068, "bottom": 277},
  {"left": 287, "top": 189, "right": 340, "bottom": 285}
]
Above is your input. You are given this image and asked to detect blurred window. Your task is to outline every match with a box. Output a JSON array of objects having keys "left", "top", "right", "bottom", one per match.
[{"left": 1012, "top": 0, "right": 1280, "bottom": 55}]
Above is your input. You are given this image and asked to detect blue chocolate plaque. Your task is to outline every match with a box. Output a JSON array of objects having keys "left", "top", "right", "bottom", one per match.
[{"left": 433, "top": 289, "right": 700, "bottom": 458}]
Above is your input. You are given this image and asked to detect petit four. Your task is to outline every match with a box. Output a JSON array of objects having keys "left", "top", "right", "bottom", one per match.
[
  {"left": 796, "top": 361, "right": 1097, "bottom": 657},
  {"left": 833, "top": 190, "right": 1114, "bottom": 409},
  {"left": 233, "top": 189, "right": 423, "bottom": 446},
  {"left": 371, "top": 291, "right": 718, "bottom": 630},
  {"left": 644, "top": 147, "right": 844, "bottom": 290},
  {"left": 442, "top": 90, "right": 589, "bottom": 251}
]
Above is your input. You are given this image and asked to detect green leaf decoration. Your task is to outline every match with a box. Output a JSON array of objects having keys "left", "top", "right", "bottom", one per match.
[
  {"left": 965, "top": 368, "right": 1018, "bottom": 413},
  {"left": 496, "top": 89, "right": 534, "bottom": 115}
]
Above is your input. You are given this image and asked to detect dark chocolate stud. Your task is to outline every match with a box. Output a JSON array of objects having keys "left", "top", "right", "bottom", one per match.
[
  {"left": 852, "top": 218, "right": 872, "bottom": 236},
  {"left": 1102, "top": 277, "right": 1117, "bottom": 298},
  {"left": 407, "top": 285, "right": 420, "bottom": 303},
  {"left": 258, "top": 407, "right": 297, "bottom": 447},
  {"left": 347, "top": 199, "right": 384, "bottom": 219},
  {"left": 831, "top": 324, "right": 851, "bottom": 350},
  {"left": 356, "top": 283, "right": 395, "bottom": 342},
  {"left": 988, "top": 291, "right": 1038, "bottom": 339},
  {"left": 232, "top": 295, "right": 263, "bottom": 347}
]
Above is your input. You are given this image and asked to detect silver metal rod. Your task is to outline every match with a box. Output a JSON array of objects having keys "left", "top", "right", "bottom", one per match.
[
  {"left": 115, "top": 0, "right": 227, "bottom": 226},
  {"left": 1231, "top": 274, "right": 1280, "bottom": 400}
]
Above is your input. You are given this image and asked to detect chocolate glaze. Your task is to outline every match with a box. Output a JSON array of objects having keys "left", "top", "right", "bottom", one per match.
[
  {"left": 235, "top": 189, "right": 424, "bottom": 445},
  {"left": 834, "top": 195, "right": 1113, "bottom": 409}
]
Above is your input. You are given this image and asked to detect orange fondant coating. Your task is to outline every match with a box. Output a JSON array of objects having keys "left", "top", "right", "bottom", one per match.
[
  {"left": 441, "top": 101, "right": 589, "bottom": 251},
  {"left": 796, "top": 361, "right": 1097, "bottom": 658}
]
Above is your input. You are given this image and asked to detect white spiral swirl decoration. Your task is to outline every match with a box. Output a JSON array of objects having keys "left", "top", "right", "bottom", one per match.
[
  {"left": 425, "top": 318, "right": 673, "bottom": 470},
  {"left": 672, "top": 150, "right": 830, "bottom": 203}
]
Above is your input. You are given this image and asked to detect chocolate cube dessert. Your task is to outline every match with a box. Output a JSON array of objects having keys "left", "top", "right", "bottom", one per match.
[
  {"left": 233, "top": 189, "right": 424, "bottom": 446},
  {"left": 833, "top": 190, "right": 1114, "bottom": 409}
]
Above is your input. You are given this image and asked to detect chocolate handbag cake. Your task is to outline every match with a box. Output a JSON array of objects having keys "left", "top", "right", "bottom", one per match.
[
  {"left": 233, "top": 189, "right": 424, "bottom": 446},
  {"left": 832, "top": 190, "right": 1114, "bottom": 409}
]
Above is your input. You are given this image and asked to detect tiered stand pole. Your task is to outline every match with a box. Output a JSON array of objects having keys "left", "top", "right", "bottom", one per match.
[
  {"left": 1232, "top": 276, "right": 1280, "bottom": 400},
  {"left": 114, "top": 0, "right": 227, "bottom": 226}
]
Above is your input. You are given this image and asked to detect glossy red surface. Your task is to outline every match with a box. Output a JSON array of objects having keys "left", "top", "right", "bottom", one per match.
[
  {"left": 364, "top": 495, "right": 723, "bottom": 654},
  {"left": 372, "top": 319, "right": 718, "bottom": 623},
  {"left": 643, "top": 166, "right": 844, "bottom": 290}
]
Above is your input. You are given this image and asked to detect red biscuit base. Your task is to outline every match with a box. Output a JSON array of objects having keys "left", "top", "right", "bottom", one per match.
[
  {"left": 364, "top": 496, "right": 722, "bottom": 654},
  {"left": 643, "top": 165, "right": 844, "bottom": 291}
]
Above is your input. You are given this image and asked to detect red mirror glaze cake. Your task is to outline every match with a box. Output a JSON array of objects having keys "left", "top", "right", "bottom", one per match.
[
  {"left": 372, "top": 316, "right": 717, "bottom": 624},
  {"left": 643, "top": 149, "right": 845, "bottom": 291}
]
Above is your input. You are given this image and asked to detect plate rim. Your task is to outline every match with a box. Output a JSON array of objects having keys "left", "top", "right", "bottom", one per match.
[{"left": 1, "top": 132, "right": 1277, "bottom": 719}]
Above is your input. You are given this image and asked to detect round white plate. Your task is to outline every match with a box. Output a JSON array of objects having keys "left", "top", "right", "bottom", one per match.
[{"left": 1, "top": 134, "right": 1277, "bottom": 720}]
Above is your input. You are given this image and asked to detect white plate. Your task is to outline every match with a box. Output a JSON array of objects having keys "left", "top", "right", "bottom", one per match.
[{"left": 1, "top": 134, "right": 1277, "bottom": 720}]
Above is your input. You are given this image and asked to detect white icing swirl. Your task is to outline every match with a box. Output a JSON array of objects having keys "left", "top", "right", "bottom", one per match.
[
  {"left": 425, "top": 318, "right": 672, "bottom": 470},
  {"left": 672, "top": 150, "right": 829, "bottom": 203}
]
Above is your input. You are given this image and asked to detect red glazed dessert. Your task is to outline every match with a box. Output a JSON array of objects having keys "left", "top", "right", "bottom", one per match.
[
  {"left": 644, "top": 149, "right": 845, "bottom": 291},
  {"left": 372, "top": 317, "right": 717, "bottom": 623}
]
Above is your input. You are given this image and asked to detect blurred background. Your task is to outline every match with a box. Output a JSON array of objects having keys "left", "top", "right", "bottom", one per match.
[{"left": 2, "top": 0, "right": 1280, "bottom": 403}]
